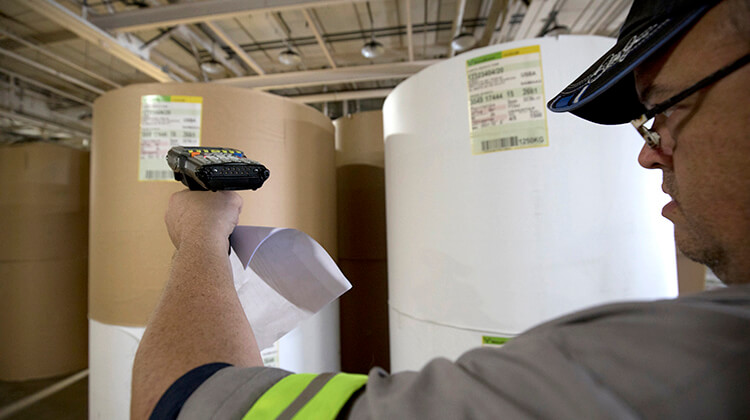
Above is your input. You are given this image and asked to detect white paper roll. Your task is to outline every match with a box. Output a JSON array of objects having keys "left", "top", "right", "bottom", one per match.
[
  {"left": 384, "top": 36, "right": 678, "bottom": 372},
  {"left": 89, "top": 320, "right": 144, "bottom": 420}
]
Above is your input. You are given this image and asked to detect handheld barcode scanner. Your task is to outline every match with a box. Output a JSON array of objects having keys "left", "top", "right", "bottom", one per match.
[{"left": 167, "top": 146, "right": 270, "bottom": 191}]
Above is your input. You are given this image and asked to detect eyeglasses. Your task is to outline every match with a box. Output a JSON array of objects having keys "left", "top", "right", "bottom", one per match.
[{"left": 632, "top": 53, "right": 750, "bottom": 149}]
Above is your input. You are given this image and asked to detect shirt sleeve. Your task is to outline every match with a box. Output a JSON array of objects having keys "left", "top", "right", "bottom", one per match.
[
  {"left": 174, "top": 366, "right": 367, "bottom": 420},
  {"left": 160, "top": 286, "right": 750, "bottom": 419},
  {"left": 149, "top": 362, "right": 232, "bottom": 420},
  {"left": 345, "top": 287, "right": 750, "bottom": 419}
]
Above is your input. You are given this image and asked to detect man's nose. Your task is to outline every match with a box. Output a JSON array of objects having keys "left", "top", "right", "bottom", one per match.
[
  {"left": 639, "top": 143, "right": 663, "bottom": 168},
  {"left": 638, "top": 119, "right": 673, "bottom": 169}
]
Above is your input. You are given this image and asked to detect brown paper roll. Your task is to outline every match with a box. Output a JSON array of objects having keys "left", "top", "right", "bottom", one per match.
[
  {"left": 0, "top": 258, "right": 88, "bottom": 381},
  {"left": 90, "top": 83, "right": 336, "bottom": 326},
  {"left": 0, "top": 143, "right": 89, "bottom": 381},
  {"left": 334, "top": 111, "right": 385, "bottom": 168},
  {"left": 336, "top": 165, "right": 387, "bottom": 260},
  {"left": 338, "top": 259, "right": 390, "bottom": 373},
  {"left": 334, "top": 111, "right": 389, "bottom": 373},
  {"left": 0, "top": 143, "right": 89, "bottom": 261}
]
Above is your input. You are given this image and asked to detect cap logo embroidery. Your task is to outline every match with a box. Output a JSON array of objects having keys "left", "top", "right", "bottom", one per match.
[{"left": 571, "top": 19, "right": 670, "bottom": 101}]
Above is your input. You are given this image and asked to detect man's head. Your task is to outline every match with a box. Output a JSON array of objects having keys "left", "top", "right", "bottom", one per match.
[{"left": 549, "top": 0, "right": 750, "bottom": 284}]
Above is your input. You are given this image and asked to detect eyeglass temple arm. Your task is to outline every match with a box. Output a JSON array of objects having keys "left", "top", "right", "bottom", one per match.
[{"left": 644, "top": 53, "right": 750, "bottom": 120}]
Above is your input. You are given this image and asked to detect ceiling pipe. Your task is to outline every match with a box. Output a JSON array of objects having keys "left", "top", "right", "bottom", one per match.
[
  {"left": 0, "top": 27, "right": 121, "bottom": 89},
  {"left": 288, "top": 87, "right": 392, "bottom": 103},
  {"left": 496, "top": 0, "right": 527, "bottom": 43},
  {"left": 0, "top": 108, "right": 90, "bottom": 139},
  {"left": 0, "top": 68, "right": 94, "bottom": 107},
  {"left": 477, "top": 0, "right": 509, "bottom": 47},
  {"left": 405, "top": 0, "right": 414, "bottom": 61},
  {"left": 89, "top": 0, "right": 372, "bottom": 33},
  {"left": 515, "top": 0, "right": 556, "bottom": 40},
  {"left": 449, "top": 0, "right": 469, "bottom": 57},
  {"left": 0, "top": 47, "right": 106, "bottom": 95},
  {"left": 27, "top": 0, "right": 174, "bottom": 83},
  {"left": 217, "top": 59, "right": 439, "bottom": 90}
]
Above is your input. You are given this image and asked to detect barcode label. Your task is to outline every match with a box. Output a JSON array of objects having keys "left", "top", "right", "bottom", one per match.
[
  {"left": 481, "top": 136, "right": 518, "bottom": 151},
  {"left": 139, "top": 95, "right": 202, "bottom": 181},
  {"left": 144, "top": 170, "right": 174, "bottom": 180},
  {"left": 480, "top": 136, "right": 546, "bottom": 152},
  {"left": 467, "top": 46, "right": 548, "bottom": 155}
]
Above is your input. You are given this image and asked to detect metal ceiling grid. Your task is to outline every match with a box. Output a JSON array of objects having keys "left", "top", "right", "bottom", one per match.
[{"left": 0, "top": 0, "right": 633, "bottom": 149}]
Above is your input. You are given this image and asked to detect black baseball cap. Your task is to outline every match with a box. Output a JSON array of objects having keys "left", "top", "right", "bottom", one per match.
[{"left": 547, "top": 0, "right": 723, "bottom": 125}]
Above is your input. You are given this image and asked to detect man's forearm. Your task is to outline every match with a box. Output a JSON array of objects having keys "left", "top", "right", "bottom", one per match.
[{"left": 131, "top": 236, "right": 262, "bottom": 420}]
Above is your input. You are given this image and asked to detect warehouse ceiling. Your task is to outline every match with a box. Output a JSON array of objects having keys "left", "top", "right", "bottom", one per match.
[{"left": 0, "top": 0, "right": 633, "bottom": 149}]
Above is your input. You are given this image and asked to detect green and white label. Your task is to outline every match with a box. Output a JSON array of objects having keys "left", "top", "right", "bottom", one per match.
[
  {"left": 481, "top": 335, "right": 511, "bottom": 348},
  {"left": 466, "top": 45, "right": 548, "bottom": 154},
  {"left": 139, "top": 95, "right": 202, "bottom": 181}
]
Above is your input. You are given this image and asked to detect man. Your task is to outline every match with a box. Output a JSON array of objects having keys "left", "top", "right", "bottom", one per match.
[{"left": 132, "top": 0, "right": 750, "bottom": 418}]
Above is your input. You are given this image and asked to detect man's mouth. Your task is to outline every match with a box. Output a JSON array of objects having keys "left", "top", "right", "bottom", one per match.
[
  {"left": 662, "top": 199, "right": 678, "bottom": 217},
  {"left": 661, "top": 184, "right": 678, "bottom": 217}
]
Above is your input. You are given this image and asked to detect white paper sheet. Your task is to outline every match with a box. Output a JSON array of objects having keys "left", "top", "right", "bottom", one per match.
[{"left": 229, "top": 226, "right": 350, "bottom": 350}]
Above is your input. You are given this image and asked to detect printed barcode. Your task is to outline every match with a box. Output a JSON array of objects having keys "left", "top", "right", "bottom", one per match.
[
  {"left": 481, "top": 136, "right": 519, "bottom": 151},
  {"left": 144, "top": 170, "right": 173, "bottom": 180},
  {"left": 480, "top": 136, "right": 545, "bottom": 152}
]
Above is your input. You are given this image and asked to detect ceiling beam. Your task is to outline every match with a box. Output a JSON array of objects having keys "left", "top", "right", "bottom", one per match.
[
  {"left": 0, "top": 68, "right": 94, "bottom": 107},
  {"left": 288, "top": 88, "right": 392, "bottom": 103},
  {"left": 405, "top": 0, "right": 414, "bottom": 61},
  {"left": 216, "top": 59, "right": 439, "bottom": 90},
  {"left": 301, "top": 9, "right": 337, "bottom": 69},
  {"left": 150, "top": 50, "right": 199, "bottom": 82},
  {"left": 0, "top": 30, "right": 78, "bottom": 51},
  {"left": 448, "top": 0, "right": 468, "bottom": 58},
  {"left": 514, "top": 0, "right": 556, "bottom": 41},
  {"left": 90, "top": 0, "right": 371, "bottom": 33},
  {"left": 0, "top": 47, "right": 106, "bottom": 94},
  {"left": 0, "top": 27, "right": 121, "bottom": 88},
  {"left": 477, "top": 0, "right": 509, "bottom": 47},
  {"left": 176, "top": 25, "right": 245, "bottom": 77},
  {"left": 204, "top": 21, "right": 266, "bottom": 75},
  {"left": 0, "top": 108, "right": 90, "bottom": 138},
  {"left": 27, "top": 0, "right": 174, "bottom": 83}
]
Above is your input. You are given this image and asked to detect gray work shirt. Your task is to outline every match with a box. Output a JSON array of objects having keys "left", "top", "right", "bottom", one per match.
[{"left": 176, "top": 284, "right": 750, "bottom": 419}]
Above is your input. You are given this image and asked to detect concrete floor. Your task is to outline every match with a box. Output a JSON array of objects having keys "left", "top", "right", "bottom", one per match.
[{"left": 0, "top": 374, "right": 87, "bottom": 420}]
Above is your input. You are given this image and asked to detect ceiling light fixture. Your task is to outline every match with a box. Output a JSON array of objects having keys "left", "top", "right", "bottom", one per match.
[
  {"left": 361, "top": 39, "right": 384, "bottom": 59},
  {"left": 451, "top": 32, "right": 476, "bottom": 52},
  {"left": 278, "top": 48, "right": 302, "bottom": 66},
  {"left": 361, "top": 2, "right": 385, "bottom": 59},
  {"left": 542, "top": 24, "right": 571, "bottom": 37},
  {"left": 538, "top": 11, "right": 571, "bottom": 37},
  {"left": 200, "top": 59, "right": 224, "bottom": 75}
]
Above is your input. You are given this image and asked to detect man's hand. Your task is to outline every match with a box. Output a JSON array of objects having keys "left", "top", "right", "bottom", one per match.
[{"left": 165, "top": 190, "right": 243, "bottom": 250}]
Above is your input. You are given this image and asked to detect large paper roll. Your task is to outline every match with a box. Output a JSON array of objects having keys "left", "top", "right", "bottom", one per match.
[
  {"left": 0, "top": 143, "right": 88, "bottom": 381},
  {"left": 90, "top": 83, "right": 340, "bottom": 419},
  {"left": 383, "top": 36, "right": 678, "bottom": 372},
  {"left": 334, "top": 111, "right": 390, "bottom": 373},
  {"left": 90, "top": 83, "right": 336, "bottom": 326}
]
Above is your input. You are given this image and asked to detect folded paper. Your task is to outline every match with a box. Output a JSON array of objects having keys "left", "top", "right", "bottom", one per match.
[{"left": 229, "top": 226, "right": 351, "bottom": 350}]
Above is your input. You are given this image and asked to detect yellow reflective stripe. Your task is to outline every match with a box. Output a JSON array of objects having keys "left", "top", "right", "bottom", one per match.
[
  {"left": 243, "top": 374, "right": 317, "bottom": 420},
  {"left": 292, "top": 373, "right": 368, "bottom": 419}
]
